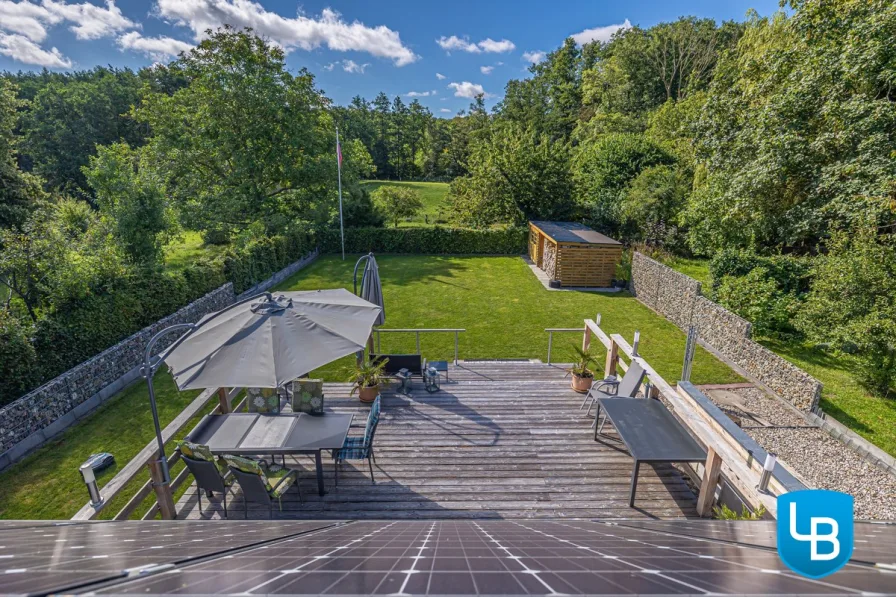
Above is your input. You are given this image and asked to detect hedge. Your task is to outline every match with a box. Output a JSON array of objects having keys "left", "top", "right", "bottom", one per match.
[
  {"left": 318, "top": 226, "right": 527, "bottom": 255},
  {"left": 2, "top": 227, "right": 317, "bottom": 403}
]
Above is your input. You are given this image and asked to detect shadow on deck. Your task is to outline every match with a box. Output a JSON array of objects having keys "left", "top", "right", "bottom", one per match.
[{"left": 176, "top": 362, "right": 699, "bottom": 521}]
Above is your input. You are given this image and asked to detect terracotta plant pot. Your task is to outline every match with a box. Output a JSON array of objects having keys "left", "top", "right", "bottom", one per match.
[
  {"left": 358, "top": 385, "right": 379, "bottom": 403},
  {"left": 570, "top": 373, "right": 594, "bottom": 394}
]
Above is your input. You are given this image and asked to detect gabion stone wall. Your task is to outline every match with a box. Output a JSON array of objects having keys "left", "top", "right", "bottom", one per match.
[
  {"left": 630, "top": 252, "right": 822, "bottom": 412},
  {"left": 0, "top": 284, "right": 235, "bottom": 458}
]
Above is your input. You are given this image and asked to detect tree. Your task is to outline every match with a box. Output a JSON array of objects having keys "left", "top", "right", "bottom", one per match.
[
  {"left": 136, "top": 27, "right": 332, "bottom": 234},
  {"left": 621, "top": 164, "right": 690, "bottom": 249},
  {"left": 83, "top": 143, "right": 172, "bottom": 264},
  {"left": 797, "top": 224, "right": 896, "bottom": 396},
  {"left": 372, "top": 186, "right": 424, "bottom": 227},
  {"left": 0, "top": 79, "right": 43, "bottom": 230},
  {"left": 18, "top": 67, "right": 146, "bottom": 195},
  {"left": 449, "top": 122, "right": 575, "bottom": 227}
]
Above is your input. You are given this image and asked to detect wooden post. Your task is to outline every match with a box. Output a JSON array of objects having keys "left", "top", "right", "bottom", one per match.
[
  {"left": 147, "top": 458, "right": 176, "bottom": 520},
  {"left": 216, "top": 387, "right": 232, "bottom": 414},
  {"left": 696, "top": 447, "right": 723, "bottom": 517},
  {"left": 582, "top": 326, "right": 592, "bottom": 353},
  {"left": 605, "top": 339, "right": 619, "bottom": 378}
]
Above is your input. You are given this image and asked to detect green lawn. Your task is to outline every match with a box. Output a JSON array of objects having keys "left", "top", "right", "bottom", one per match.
[
  {"left": 759, "top": 338, "right": 896, "bottom": 457},
  {"left": 279, "top": 255, "right": 741, "bottom": 386},
  {"left": 666, "top": 257, "right": 712, "bottom": 288},
  {"left": 163, "top": 230, "right": 228, "bottom": 271},
  {"left": 0, "top": 254, "right": 741, "bottom": 520},
  {"left": 361, "top": 180, "right": 450, "bottom": 226}
]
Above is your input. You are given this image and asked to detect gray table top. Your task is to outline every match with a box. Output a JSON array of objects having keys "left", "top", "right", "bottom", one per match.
[
  {"left": 187, "top": 412, "right": 354, "bottom": 455},
  {"left": 597, "top": 397, "right": 706, "bottom": 463}
]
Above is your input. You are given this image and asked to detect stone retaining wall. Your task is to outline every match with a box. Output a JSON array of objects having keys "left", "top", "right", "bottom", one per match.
[
  {"left": 630, "top": 252, "right": 822, "bottom": 412},
  {"left": 0, "top": 250, "right": 319, "bottom": 470}
]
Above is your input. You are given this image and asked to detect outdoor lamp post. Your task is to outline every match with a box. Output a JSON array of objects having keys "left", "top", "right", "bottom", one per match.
[
  {"left": 757, "top": 452, "right": 777, "bottom": 493},
  {"left": 79, "top": 463, "right": 103, "bottom": 508}
]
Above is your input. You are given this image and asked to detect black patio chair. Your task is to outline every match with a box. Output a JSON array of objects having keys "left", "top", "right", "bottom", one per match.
[
  {"left": 181, "top": 454, "right": 233, "bottom": 519},
  {"left": 226, "top": 459, "right": 301, "bottom": 519}
]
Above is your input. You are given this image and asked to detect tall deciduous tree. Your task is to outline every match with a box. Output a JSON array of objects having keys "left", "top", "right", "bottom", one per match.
[
  {"left": 136, "top": 27, "right": 332, "bottom": 234},
  {"left": 0, "top": 79, "right": 43, "bottom": 231}
]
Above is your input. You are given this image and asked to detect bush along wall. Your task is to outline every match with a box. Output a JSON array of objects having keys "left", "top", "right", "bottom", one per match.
[{"left": 319, "top": 226, "right": 527, "bottom": 255}]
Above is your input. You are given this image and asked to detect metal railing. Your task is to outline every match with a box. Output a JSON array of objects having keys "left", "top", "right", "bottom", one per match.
[
  {"left": 373, "top": 328, "right": 466, "bottom": 364},
  {"left": 544, "top": 328, "right": 585, "bottom": 364}
]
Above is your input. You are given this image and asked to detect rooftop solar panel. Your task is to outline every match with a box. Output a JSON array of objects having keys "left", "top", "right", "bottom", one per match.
[
  {"left": 0, "top": 519, "right": 343, "bottom": 595},
  {"left": 71, "top": 520, "right": 894, "bottom": 596}
]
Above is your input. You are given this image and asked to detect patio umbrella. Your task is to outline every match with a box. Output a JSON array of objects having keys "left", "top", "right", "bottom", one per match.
[
  {"left": 162, "top": 289, "right": 382, "bottom": 390},
  {"left": 358, "top": 253, "right": 385, "bottom": 326}
]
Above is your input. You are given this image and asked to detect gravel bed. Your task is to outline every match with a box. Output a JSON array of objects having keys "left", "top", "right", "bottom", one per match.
[{"left": 704, "top": 387, "right": 896, "bottom": 521}]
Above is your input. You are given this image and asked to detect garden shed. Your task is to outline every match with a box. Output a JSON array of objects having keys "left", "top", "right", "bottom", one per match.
[{"left": 528, "top": 221, "right": 623, "bottom": 288}]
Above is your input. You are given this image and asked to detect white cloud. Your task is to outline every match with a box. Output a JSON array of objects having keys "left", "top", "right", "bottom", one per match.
[
  {"left": 0, "top": 1, "right": 60, "bottom": 42},
  {"left": 448, "top": 81, "right": 489, "bottom": 99},
  {"left": 406, "top": 90, "right": 434, "bottom": 97},
  {"left": 0, "top": 32, "right": 70, "bottom": 67},
  {"left": 477, "top": 37, "right": 514, "bottom": 53},
  {"left": 155, "top": 1, "right": 418, "bottom": 66},
  {"left": 435, "top": 72, "right": 445, "bottom": 80},
  {"left": 571, "top": 19, "right": 631, "bottom": 45},
  {"left": 436, "top": 34, "right": 514, "bottom": 54},
  {"left": 522, "top": 50, "right": 546, "bottom": 64},
  {"left": 42, "top": 0, "right": 135, "bottom": 40},
  {"left": 480, "top": 65, "right": 493, "bottom": 75},
  {"left": 341, "top": 59, "right": 369, "bottom": 73},
  {"left": 323, "top": 62, "right": 335, "bottom": 71},
  {"left": 117, "top": 31, "right": 192, "bottom": 60},
  {"left": 439, "top": 108, "right": 451, "bottom": 113}
]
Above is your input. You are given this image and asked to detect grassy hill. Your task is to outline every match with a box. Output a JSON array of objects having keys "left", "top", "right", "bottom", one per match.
[{"left": 361, "top": 180, "right": 450, "bottom": 227}]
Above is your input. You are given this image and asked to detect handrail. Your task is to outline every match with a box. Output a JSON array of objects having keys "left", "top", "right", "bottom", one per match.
[
  {"left": 373, "top": 328, "right": 466, "bottom": 365},
  {"left": 543, "top": 328, "right": 584, "bottom": 364},
  {"left": 72, "top": 385, "right": 243, "bottom": 520}
]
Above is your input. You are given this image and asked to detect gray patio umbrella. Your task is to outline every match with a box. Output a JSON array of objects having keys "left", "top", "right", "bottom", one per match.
[
  {"left": 162, "top": 289, "right": 382, "bottom": 390},
  {"left": 357, "top": 253, "right": 385, "bottom": 326}
]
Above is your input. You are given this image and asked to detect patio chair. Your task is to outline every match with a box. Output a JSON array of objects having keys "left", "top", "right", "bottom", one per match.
[
  {"left": 224, "top": 455, "right": 301, "bottom": 519},
  {"left": 178, "top": 441, "right": 234, "bottom": 518},
  {"left": 582, "top": 362, "right": 647, "bottom": 431},
  {"left": 333, "top": 396, "right": 381, "bottom": 486},
  {"left": 289, "top": 378, "right": 324, "bottom": 415}
]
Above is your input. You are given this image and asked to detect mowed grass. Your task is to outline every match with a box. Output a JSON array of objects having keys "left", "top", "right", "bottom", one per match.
[
  {"left": 0, "top": 372, "right": 212, "bottom": 520},
  {"left": 759, "top": 338, "right": 896, "bottom": 457},
  {"left": 361, "top": 180, "right": 450, "bottom": 226},
  {"left": 279, "top": 255, "right": 741, "bottom": 386},
  {"left": 163, "top": 230, "right": 228, "bottom": 271}
]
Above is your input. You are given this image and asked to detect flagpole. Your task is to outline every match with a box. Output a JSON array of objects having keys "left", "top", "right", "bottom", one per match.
[{"left": 336, "top": 126, "right": 345, "bottom": 261}]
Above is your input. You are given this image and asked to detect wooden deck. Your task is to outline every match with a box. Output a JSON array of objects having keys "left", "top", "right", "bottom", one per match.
[{"left": 176, "top": 361, "right": 699, "bottom": 520}]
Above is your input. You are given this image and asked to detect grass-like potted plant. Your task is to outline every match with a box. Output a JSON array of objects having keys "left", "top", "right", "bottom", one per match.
[
  {"left": 565, "top": 344, "right": 596, "bottom": 393},
  {"left": 346, "top": 357, "right": 388, "bottom": 403}
]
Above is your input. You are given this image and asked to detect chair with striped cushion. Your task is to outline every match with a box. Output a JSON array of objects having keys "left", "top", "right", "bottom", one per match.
[{"left": 333, "top": 396, "right": 380, "bottom": 486}]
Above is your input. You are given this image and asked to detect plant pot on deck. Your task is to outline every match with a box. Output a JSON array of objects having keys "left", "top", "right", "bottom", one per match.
[
  {"left": 358, "top": 385, "right": 379, "bottom": 403},
  {"left": 570, "top": 373, "right": 594, "bottom": 394}
]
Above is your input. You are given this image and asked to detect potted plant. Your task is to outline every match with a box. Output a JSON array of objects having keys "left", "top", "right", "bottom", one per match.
[
  {"left": 565, "top": 344, "right": 596, "bottom": 393},
  {"left": 346, "top": 358, "right": 388, "bottom": 403}
]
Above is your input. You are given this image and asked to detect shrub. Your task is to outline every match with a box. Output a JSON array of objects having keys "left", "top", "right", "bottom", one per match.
[
  {"left": 371, "top": 186, "right": 423, "bottom": 227},
  {"left": 341, "top": 187, "right": 384, "bottom": 228},
  {"left": 709, "top": 249, "right": 812, "bottom": 295},
  {"left": 0, "top": 312, "right": 39, "bottom": 403},
  {"left": 223, "top": 227, "right": 315, "bottom": 293},
  {"left": 318, "top": 226, "right": 527, "bottom": 255},
  {"left": 715, "top": 268, "right": 798, "bottom": 338}
]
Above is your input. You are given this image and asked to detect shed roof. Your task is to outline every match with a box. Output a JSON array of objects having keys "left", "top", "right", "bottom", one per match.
[{"left": 530, "top": 221, "right": 621, "bottom": 245}]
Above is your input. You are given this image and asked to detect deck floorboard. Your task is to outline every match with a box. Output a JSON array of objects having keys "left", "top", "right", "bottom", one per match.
[{"left": 176, "top": 361, "right": 699, "bottom": 520}]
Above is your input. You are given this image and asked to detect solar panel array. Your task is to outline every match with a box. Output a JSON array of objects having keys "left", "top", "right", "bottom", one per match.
[{"left": 1, "top": 519, "right": 890, "bottom": 595}]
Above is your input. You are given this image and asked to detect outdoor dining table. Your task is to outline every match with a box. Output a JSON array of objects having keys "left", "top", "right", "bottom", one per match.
[
  {"left": 186, "top": 412, "right": 354, "bottom": 496},
  {"left": 594, "top": 397, "right": 707, "bottom": 507}
]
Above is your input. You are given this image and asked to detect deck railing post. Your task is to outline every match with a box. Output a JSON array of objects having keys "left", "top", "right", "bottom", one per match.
[
  {"left": 216, "top": 387, "right": 232, "bottom": 414},
  {"left": 147, "top": 458, "right": 177, "bottom": 520},
  {"left": 582, "top": 326, "right": 592, "bottom": 353},
  {"left": 547, "top": 332, "right": 554, "bottom": 364},
  {"left": 416, "top": 331, "right": 421, "bottom": 354},
  {"left": 605, "top": 339, "right": 619, "bottom": 378},
  {"left": 454, "top": 332, "right": 459, "bottom": 365},
  {"left": 376, "top": 330, "right": 381, "bottom": 353},
  {"left": 697, "top": 447, "right": 723, "bottom": 517}
]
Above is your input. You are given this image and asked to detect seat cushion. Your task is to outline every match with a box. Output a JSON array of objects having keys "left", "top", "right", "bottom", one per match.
[
  {"left": 178, "top": 440, "right": 214, "bottom": 462},
  {"left": 224, "top": 455, "right": 294, "bottom": 494},
  {"left": 246, "top": 387, "right": 281, "bottom": 414},
  {"left": 290, "top": 379, "right": 324, "bottom": 414},
  {"left": 262, "top": 464, "right": 296, "bottom": 498},
  {"left": 335, "top": 436, "right": 368, "bottom": 462}
]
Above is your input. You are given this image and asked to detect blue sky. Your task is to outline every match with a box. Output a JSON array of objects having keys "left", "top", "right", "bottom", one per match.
[{"left": 0, "top": 0, "right": 782, "bottom": 116}]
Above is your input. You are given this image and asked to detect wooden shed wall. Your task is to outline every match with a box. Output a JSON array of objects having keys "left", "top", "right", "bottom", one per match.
[{"left": 555, "top": 243, "right": 622, "bottom": 287}]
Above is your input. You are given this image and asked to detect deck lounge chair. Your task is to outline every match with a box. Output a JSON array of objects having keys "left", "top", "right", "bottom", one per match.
[{"left": 581, "top": 362, "right": 646, "bottom": 430}]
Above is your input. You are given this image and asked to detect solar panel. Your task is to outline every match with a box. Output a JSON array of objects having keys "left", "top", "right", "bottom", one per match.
[
  {"left": 66, "top": 520, "right": 894, "bottom": 596},
  {"left": 0, "top": 519, "right": 342, "bottom": 595},
  {"left": 612, "top": 519, "right": 896, "bottom": 567}
]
